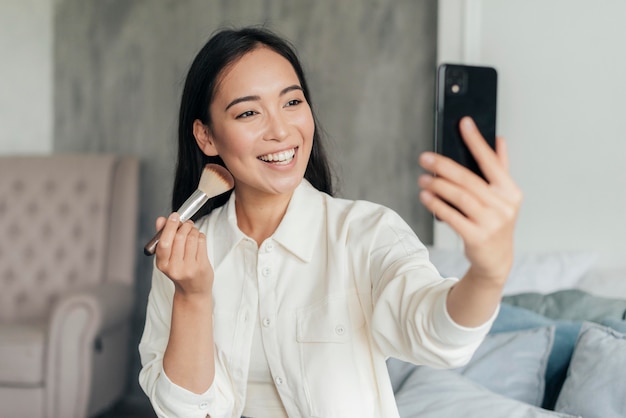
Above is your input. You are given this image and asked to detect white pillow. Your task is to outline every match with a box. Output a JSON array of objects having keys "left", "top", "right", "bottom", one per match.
[{"left": 426, "top": 247, "right": 597, "bottom": 295}]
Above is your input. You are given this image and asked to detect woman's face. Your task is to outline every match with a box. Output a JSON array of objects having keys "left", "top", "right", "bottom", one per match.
[{"left": 198, "top": 46, "right": 314, "bottom": 200}]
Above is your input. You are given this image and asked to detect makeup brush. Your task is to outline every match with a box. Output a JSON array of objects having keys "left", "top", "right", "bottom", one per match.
[{"left": 144, "top": 163, "right": 234, "bottom": 256}]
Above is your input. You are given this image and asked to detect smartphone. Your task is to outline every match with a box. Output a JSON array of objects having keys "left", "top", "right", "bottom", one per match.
[{"left": 434, "top": 63, "right": 498, "bottom": 180}]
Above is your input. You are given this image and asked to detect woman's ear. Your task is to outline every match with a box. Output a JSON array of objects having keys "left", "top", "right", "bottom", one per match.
[{"left": 193, "top": 119, "right": 219, "bottom": 156}]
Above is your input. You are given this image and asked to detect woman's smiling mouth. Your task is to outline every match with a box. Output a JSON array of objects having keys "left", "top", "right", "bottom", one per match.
[{"left": 258, "top": 147, "right": 297, "bottom": 165}]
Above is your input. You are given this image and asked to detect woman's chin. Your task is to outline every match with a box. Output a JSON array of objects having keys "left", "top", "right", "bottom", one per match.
[{"left": 269, "top": 176, "right": 303, "bottom": 195}]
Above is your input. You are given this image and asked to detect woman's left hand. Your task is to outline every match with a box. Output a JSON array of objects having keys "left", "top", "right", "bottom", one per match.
[{"left": 418, "top": 116, "right": 523, "bottom": 288}]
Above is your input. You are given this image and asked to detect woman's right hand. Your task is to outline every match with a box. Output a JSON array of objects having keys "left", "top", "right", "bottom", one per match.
[{"left": 154, "top": 212, "right": 214, "bottom": 296}]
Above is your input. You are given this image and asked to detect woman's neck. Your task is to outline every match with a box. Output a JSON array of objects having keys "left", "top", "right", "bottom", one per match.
[{"left": 234, "top": 190, "right": 293, "bottom": 246}]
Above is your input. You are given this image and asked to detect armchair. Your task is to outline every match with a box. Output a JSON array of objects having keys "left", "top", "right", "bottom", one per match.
[{"left": 0, "top": 154, "right": 139, "bottom": 418}]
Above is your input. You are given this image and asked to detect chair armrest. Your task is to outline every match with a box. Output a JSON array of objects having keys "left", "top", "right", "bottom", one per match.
[{"left": 44, "top": 282, "right": 134, "bottom": 418}]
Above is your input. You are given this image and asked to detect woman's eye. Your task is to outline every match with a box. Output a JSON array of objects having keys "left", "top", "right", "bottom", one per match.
[
  {"left": 285, "top": 99, "right": 302, "bottom": 107},
  {"left": 236, "top": 110, "right": 256, "bottom": 119}
]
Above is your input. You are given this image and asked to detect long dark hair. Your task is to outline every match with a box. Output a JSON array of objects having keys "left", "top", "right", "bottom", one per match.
[{"left": 172, "top": 26, "right": 334, "bottom": 217}]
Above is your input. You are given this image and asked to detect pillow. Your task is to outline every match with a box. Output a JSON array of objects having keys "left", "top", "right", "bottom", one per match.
[
  {"left": 576, "top": 266, "right": 626, "bottom": 300},
  {"left": 426, "top": 247, "right": 597, "bottom": 295},
  {"left": 387, "top": 356, "right": 419, "bottom": 394},
  {"left": 492, "top": 304, "right": 582, "bottom": 409},
  {"left": 454, "top": 326, "right": 554, "bottom": 407},
  {"left": 555, "top": 322, "right": 626, "bottom": 418},
  {"left": 503, "top": 251, "right": 596, "bottom": 295},
  {"left": 394, "top": 366, "right": 579, "bottom": 418},
  {"left": 388, "top": 325, "right": 554, "bottom": 407},
  {"left": 502, "top": 289, "right": 626, "bottom": 322},
  {"left": 601, "top": 318, "right": 626, "bottom": 334}
]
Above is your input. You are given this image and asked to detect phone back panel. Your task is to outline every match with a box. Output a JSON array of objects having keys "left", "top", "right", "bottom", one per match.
[{"left": 435, "top": 64, "right": 497, "bottom": 179}]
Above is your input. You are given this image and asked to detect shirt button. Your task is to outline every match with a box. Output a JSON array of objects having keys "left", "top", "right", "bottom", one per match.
[
  {"left": 335, "top": 325, "right": 346, "bottom": 335},
  {"left": 262, "top": 267, "right": 272, "bottom": 277},
  {"left": 262, "top": 317, "right": 271, "bottom": 327},
  {"left": 199, "top": 402, "right": 209, "bottom": 409},
  {"left": 275, "top": 376, "right": 283, "bottom": 385},
  {"left": 265, "top": 242, "right": 274, "bottom": 252}
]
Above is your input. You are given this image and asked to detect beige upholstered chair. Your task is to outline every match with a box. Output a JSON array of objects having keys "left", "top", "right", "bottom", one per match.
[{"left": 0, "top": 154, "right": 139, "bottom": 418}]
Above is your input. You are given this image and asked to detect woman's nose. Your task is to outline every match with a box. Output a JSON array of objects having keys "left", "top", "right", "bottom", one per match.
[{"left": 263, "top": 112, "right": 289, "bottom": 141}]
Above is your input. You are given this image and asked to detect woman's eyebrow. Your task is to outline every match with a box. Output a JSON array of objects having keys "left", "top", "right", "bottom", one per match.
[
  {"left": 224, "top": 85, "right": 303, "bottom": 111},
  {"left": 280, "top": 84, "right": 303, "bottom": 96},
  {"left": 225, "top": 95, "right": 260, "bottom": 111}
]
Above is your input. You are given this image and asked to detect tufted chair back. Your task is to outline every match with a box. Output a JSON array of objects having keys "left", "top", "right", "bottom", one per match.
[
  {"left": 0, "top": 154, "right": 135, "bottom": 323},
  {"left": 0, "top": 154, "right": 139, "bottom": 418}
]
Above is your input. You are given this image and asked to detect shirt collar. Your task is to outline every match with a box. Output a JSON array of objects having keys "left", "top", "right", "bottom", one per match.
[
  {"left": 272, "top": 180, "right": 323, "bottom": 263},
  {"left": 213, "top": 180, "right": 324, "bottom": 265},
  {"left": 211, "top": 195, "right": 246, "bottom": 270}
]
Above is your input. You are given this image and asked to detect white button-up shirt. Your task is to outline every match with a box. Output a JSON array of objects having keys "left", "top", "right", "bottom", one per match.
[{"left": 139, "top": 180, "right": 495, "bottom": 418}]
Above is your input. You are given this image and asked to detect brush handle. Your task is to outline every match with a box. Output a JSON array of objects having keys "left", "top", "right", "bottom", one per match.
[
  {"left": 143, "top": 229, "right": 164, "bottom": 256},
  {"left": 143, "top": 189, "right": 209, "bottom": 256}
]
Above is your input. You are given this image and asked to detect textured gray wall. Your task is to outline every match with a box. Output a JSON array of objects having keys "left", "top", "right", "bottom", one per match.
[{"left": 54, "top": 0, "right": 437, "bottom": 403}]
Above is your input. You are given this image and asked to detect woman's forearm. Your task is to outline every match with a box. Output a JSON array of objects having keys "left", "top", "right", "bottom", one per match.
[
  {"left": 446, "top": 266, "right": 505, "bottom": 328},
  {"left": 163, "top": 291, "right": 215, "bottom": 394}
]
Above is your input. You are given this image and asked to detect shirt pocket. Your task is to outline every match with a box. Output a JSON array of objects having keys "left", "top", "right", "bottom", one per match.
[
  {"left": 296, "top": 292, "right": 364, "bottom": 343},
  {"left": 296, "top": 292, "right": 376, "bottom": 417}
]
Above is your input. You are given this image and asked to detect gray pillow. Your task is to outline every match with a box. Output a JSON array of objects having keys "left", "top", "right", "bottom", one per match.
[
  {"left": 454, "top": 326, "right": 554, "bottom": 406},
  {"left": 502, "top": 289, "right": 626, "bottom": 322},
  {"left": 388, "top": 326, "right": 555, "bottom": 407},
  {"left": 395, "top": 366, "right": 580, "bottom": 418},
  {"left": 555, "top": 322, "right": 626, "bottom": 418}
]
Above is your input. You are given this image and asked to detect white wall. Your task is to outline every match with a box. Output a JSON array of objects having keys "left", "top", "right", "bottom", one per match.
[
  {"left": 0, "top": 0, "right": 53, "bottom": 154},
  {"left": 436, "top": 0, "right": 626, "bottom": 269}
]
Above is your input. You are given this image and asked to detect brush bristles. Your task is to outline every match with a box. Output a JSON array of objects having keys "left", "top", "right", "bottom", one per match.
[{"left": 198, "top": 163, "right": 235, "bottom": 198}]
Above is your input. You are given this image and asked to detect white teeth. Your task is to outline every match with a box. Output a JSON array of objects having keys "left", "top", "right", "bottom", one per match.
[{"left": 259, "top": 148, "right": 296, "bottom": 163}]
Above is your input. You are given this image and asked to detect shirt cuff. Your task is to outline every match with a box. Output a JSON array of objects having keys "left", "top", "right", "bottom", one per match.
[{"left": 154, "top": 370, "right": 228, "bottom": 418}]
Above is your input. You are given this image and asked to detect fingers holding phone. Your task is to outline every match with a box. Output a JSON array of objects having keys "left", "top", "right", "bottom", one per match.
[
  {"left": 419, "top": 119, "right": 522, "bottom": 283},
  {"left": 420, "top": 117, "right": 521, "bottom": 224}
]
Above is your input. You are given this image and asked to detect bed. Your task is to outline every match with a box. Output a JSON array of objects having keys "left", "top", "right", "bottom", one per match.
[{"left": 387, "top": 247, "right": 626, "bottom": 418}]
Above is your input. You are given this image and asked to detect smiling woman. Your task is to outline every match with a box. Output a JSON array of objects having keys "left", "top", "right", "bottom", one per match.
[
  {"left": 193, "top": 47, "right": 315, "bottom": 211},
  {"left": 168, "top": 28, "right": 333, "bottom": 227},
  {"left": 138, "top": 26, "right": 522, "bottom": 418}
]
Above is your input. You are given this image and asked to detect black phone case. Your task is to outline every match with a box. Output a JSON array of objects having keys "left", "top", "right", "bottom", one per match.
[{"left": 435, "top": 64, "right": 497, "bottom": 180}]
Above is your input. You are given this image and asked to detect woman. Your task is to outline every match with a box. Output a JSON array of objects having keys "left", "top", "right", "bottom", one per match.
[{"left": 139, "top": 26, "right": 522, "bottom": 418}]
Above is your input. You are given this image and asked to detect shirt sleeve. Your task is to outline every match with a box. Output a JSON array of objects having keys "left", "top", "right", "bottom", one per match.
[
  {"left": 138, "top": 263, "right": 235, "bottom": 418},
  {"left": 366, "top": 209, "right": 498, "bottom": 368}
]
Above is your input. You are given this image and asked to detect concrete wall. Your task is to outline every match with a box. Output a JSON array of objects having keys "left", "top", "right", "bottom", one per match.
[{"left": 53, "top": 0, "right": 438, "bottom": 401}]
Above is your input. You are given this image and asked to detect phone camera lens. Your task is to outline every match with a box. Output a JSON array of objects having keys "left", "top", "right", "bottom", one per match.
[{"left": 446, "top": 67, "right": 467, "bottom": 95}]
